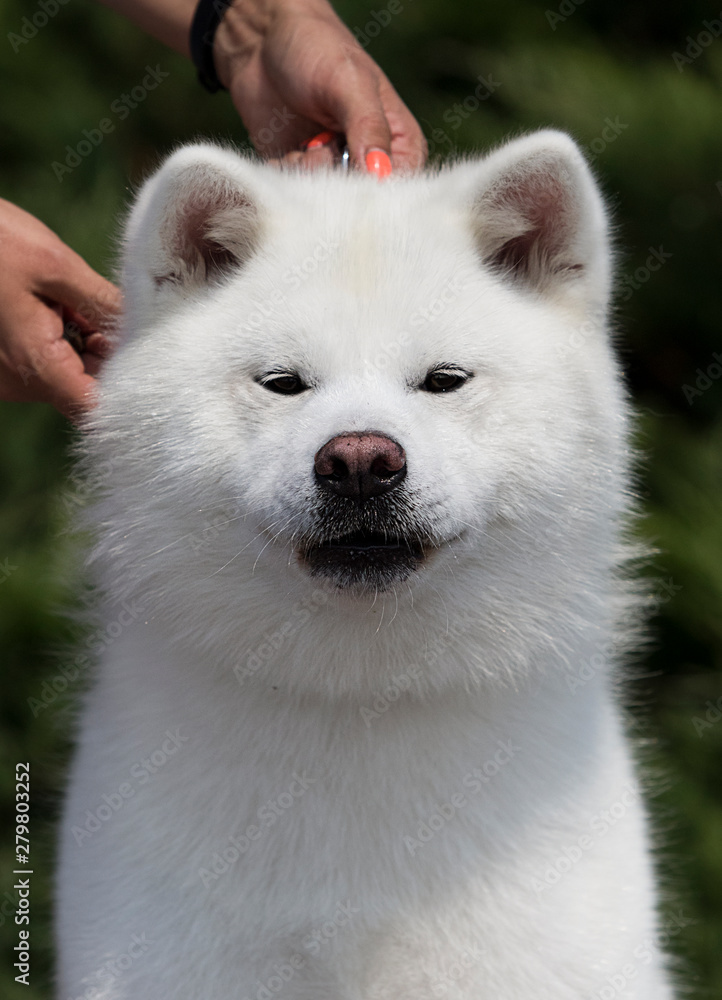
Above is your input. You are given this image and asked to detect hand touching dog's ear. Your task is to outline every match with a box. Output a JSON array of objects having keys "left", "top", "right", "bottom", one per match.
[
  {"left": 0, "top": 199, "right": 121, "bottom": 420},
  {"left": 0, "top": 0, "right": 426, "bottom": 420}
]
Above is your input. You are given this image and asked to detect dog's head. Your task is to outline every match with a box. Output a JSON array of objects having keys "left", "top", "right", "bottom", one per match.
[{"left": 82, "top": 133, "right": 631, "bottom": 694}]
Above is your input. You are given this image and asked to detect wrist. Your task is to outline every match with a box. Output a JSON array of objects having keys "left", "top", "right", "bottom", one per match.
[
  {"left": 212, "top": 0, "right": 272, "bottom": 91},
  {"left": 213, "top": 0, "right": 334, "bottom": 91}
]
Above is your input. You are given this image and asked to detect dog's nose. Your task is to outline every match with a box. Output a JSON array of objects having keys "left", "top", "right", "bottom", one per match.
[{"left": 314, "top": 432, "right": 407, "bottom": 501}]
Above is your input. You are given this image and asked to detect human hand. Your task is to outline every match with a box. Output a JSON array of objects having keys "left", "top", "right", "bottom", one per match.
[
  {"left": 213, "top": 0, "right": 427, "bottom": 171},
  {"left": 0, "top": 199, "right": 122, "bottom": 420}
]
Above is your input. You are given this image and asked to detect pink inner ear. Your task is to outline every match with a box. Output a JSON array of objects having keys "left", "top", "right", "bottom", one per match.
[
  {"left": 177, "top": 201, "right": 246, "bottom": 279},
  {"left": 479, "top": 160, "right": 583, "bottom": 285},
  {"left": 159, "top": 173, "right": 259, "bottom": 286}
]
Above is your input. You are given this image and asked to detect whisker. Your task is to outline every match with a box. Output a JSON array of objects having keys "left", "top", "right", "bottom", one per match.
[
  {"left": 374, "top": 595, "right": 386, "bottom": 635},
  {"left": 251, "top": 514, "right": 300, "bottom": 574},
  {"left": 206, "top": 514, "right": 293, "bottom": 578}
]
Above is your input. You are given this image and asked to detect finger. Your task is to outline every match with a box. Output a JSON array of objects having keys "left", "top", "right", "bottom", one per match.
[
  {"left": 364, "top": 149, "right": 393, "bottom": 179},
  {"left": 279, "top": 151, "right": 305, "bottom": 169},
  {"left": 301, "top": 130, "right": 337, "bottom": 151},
  {"left": 36, "top": 248, "right": 122, "bottom": 330},
  {"left": 47, "top": 369, "right": 98, "bottom": 422},
  {"left": 376, "top": 77, "right": 428, "bottom": 171},
  {"left": 31, "top": 334, "right": 100, "bottom": 420},
  {"left": 62, "top": 304, "right": 106, "bottom": 336},
  {"left": 300, "top": 144, "right": 337, "bottom": 170},
  {"left": 323, "top": 58, "right": 393, "bottom": 169},
  {"left": 80, "top": 351, "right": 104, "bottom": 378},
  {"left": 82, "top": 332, "right": 113, "bottom": 359},
  {"left": 388, "top": 120, "right": 428, "bottom": 172}
]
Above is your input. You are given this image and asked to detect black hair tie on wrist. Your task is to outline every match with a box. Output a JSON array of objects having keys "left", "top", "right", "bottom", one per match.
[{"left": 190, "top": 0, "right": 233, "bottom": 93}]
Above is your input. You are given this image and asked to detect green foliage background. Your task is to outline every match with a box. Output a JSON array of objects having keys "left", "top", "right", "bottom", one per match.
[{"left": 1, "top": 0, "right": 721, "bottom": 996}]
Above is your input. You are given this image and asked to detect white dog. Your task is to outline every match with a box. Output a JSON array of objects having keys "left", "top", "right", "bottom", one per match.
[{"left": 57, "top": 132, "right": 675, "bottom": 999}]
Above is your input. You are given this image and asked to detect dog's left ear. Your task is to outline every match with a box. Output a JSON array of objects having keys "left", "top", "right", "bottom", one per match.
[
  {"left": 122, "top": 144, "right": 265, "bottom": 323},
  {"left": 459, "top": 130, "right": 610, "bottom": 307}
]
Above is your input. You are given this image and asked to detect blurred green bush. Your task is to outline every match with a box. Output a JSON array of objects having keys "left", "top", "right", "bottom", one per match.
[{"left": 1, "top": 0, "right": 720, "bottom": 995}]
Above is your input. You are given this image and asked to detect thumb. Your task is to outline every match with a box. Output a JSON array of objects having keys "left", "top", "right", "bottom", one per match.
[
  {"left": 26, "top": 307, "right": 101, "bottom": 420},
  {"left": 38, "top": 344, "right": 100, "bottom": 421}
]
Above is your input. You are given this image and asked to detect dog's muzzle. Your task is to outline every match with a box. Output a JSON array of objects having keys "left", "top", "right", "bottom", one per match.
[{"left": 298, "top": 431, "right": 429, "bottom": 591}]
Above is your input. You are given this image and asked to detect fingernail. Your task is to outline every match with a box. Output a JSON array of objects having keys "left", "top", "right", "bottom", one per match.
[
  {"left": 302, "top": 130, "right": 336, "bottom": 151},
  {"left": 364, "top": 149, "right": 392, "bottom": 178}
]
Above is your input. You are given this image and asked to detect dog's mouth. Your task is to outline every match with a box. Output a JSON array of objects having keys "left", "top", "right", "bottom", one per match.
[{"left": 299, "top": 529, "right": 427, "bottom": 591}]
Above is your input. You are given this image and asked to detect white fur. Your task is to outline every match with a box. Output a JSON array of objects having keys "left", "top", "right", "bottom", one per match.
[{"left": 56, "top": 132, "right": 675, "bottom": 999}]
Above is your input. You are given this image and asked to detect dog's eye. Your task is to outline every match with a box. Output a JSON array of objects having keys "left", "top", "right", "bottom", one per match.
[
  {"left": 258, "top": 373, "right": 307, "bottom": 395},
  {"left": 422, "top": 369, "right": 470, "bottom": 393}
]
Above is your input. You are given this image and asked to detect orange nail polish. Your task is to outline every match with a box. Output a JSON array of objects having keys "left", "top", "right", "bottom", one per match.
[
  {"left": 365, "top": 149, "right": 392, "bottom": 178},
  {"left": 302, "top": 130, "right": 336, "bottom": 151}
]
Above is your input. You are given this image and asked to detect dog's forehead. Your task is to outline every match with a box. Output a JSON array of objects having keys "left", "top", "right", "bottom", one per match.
[
  {"left": 217, "top": 175, "right": 511, "bottom": 367},
  {"left": 253, "top": 254, "right": 477, "bottom": 367},
  {"left": 271, "top": 176, "right": 461, "bottom": 277},
  {"left": 262, "top": 185, "right": 475, "bottom": 322},
  {"left": 332, "top": 213, "right": 391, "bottom": 298}
]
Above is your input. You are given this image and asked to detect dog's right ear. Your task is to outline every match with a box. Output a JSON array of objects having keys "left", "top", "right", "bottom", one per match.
[
  {"left": 451, "top": 130, "right": 611, "bottom": 313},
  {"left": 122, "top": 144, "right": 264, "bottom": 319}
]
